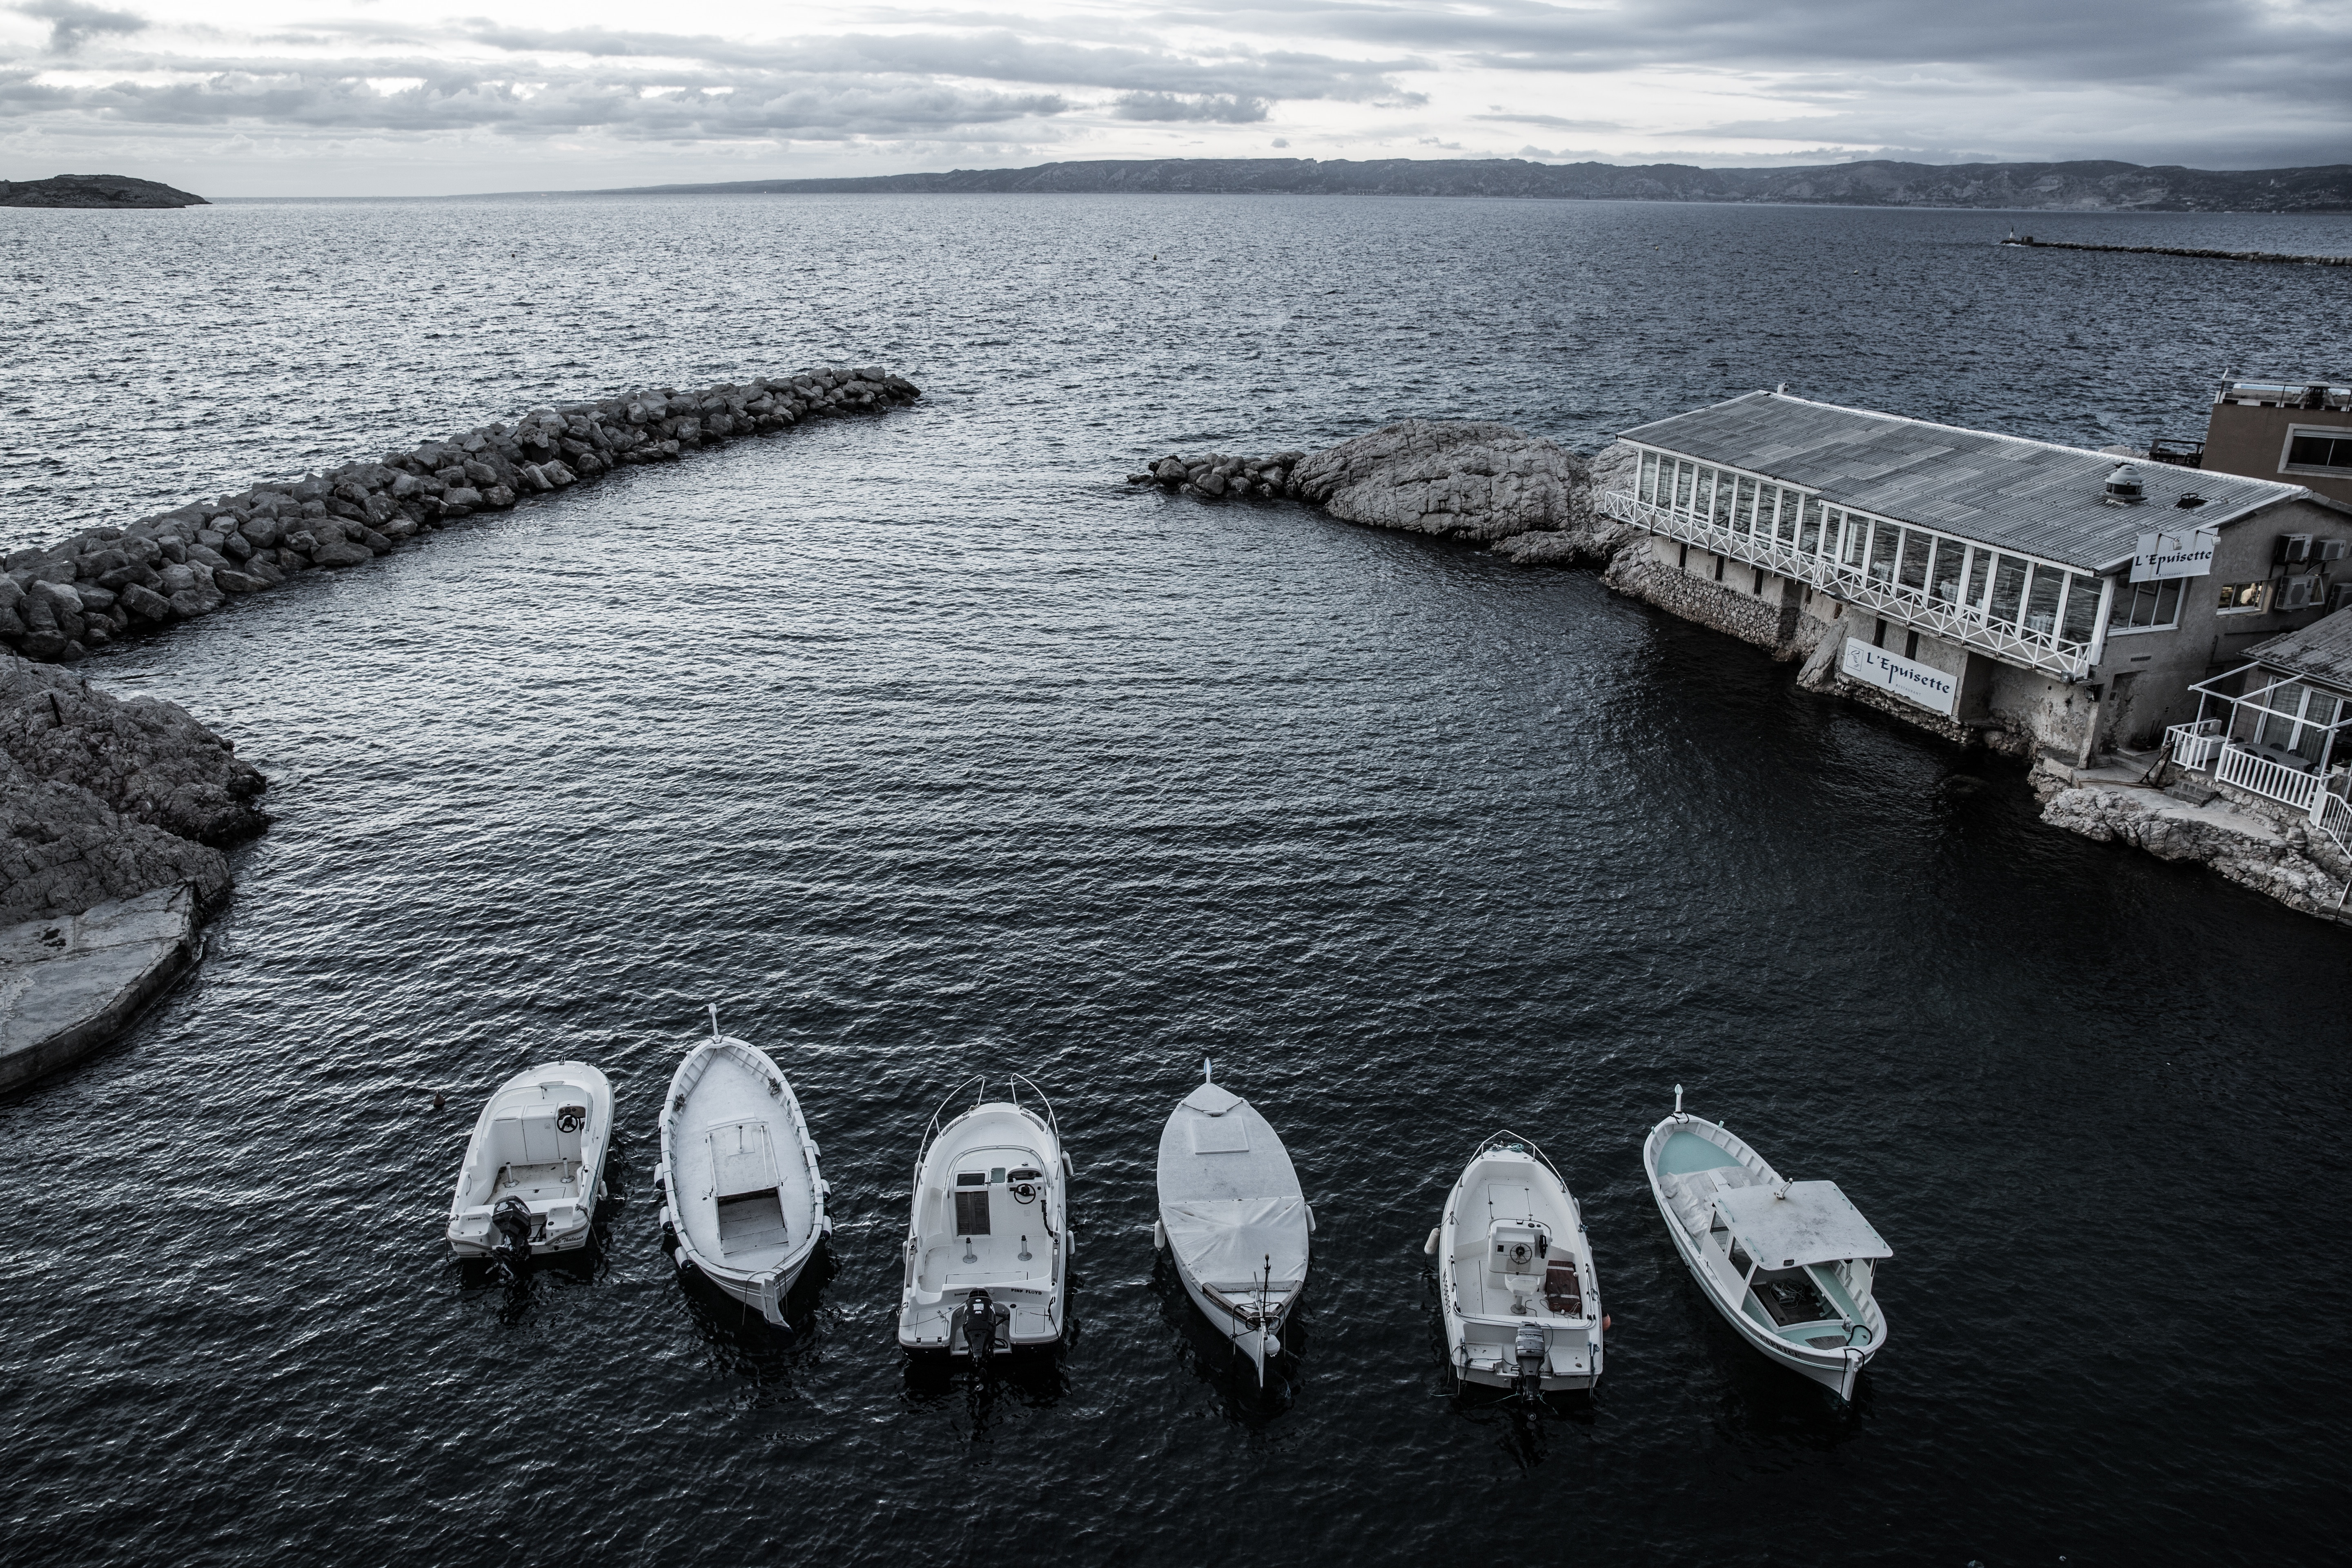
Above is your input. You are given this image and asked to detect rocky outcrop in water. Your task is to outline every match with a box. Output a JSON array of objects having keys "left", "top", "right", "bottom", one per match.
[
  {"left": 0, "top": 175, "right": 208, "bottom": 208},
  {"left": 2034, "top": 767, "right": 2352, "bottom": 922},
  {"left": 1, "top": 652, "right": 263, "bottom": 923},
  {"left": 1129, "top": 421, "right": 1630, "bottom": 560},
  {"left": 0, "top": 365, "right": 921, "bottom": 664}
]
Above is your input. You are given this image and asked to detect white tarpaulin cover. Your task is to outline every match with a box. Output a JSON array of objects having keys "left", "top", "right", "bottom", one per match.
[{"left": 1163, "top": 1197, "right": 1311, "bottom": 1290}]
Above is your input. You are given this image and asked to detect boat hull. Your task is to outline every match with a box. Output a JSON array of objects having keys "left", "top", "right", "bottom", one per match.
[
  {"left": 1171, "top": 1258, "right": 1298, "bottom": 1377},
  {"left": 1436, "top": 1138, "right": 1604, "bottom": 1394},
  {"left": 1643, "top": 1113, "right": 1886, "bottom": 1401},
  {"left": 898, "top": 1091, "right": 1071, "bottom": 1355},
  {"left": 657, "top": 1035, "right": 827, "bottom": 1327},
  {"left": 446, "top": 1061, "right": 613, "bottom": 1261}
]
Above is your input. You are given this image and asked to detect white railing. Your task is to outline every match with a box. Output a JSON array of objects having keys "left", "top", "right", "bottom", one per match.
[
  {"left": 2214, "top": 744, "right": 2323, "bottom": 812},
  {"left": 1599, "top": 491, "right": 2093, "bottom": 679},
  {"left": 2166, "top": 722, "right": 2226, "bottom": 771}
]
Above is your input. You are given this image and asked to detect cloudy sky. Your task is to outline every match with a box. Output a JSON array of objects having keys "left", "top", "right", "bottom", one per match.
[{"left": 3, "top": 0, "right": 2347, "bottom": 196}]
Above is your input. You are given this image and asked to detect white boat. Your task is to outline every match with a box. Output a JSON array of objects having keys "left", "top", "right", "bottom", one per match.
[
  {"left": 446, "top": 1060, "right": 613, "bottom": 1271},
  {"left": 1154, "top": 1061, "right": 1312, "bottom": 1385},
  {"left": 655, "top": 1012, "right": 828, "bottom": 1326},
  {"left": 1431, "top": 1131, "right": 1604, "bottom": 1392},
  {"left": 897, "top": 1076, "right": 1071, "bottom": 1359},
  {"left": 1643, "top": 1086, "right": 1891, "bottom": 1401}
]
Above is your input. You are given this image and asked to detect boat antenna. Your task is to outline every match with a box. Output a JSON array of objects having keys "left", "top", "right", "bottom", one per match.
[
  {"left": 707, "top": 1003, "right": 720, "bottom": 1040},
  {"left": 1203, "top": 1056, "right": 1213, "bottom": 1084}
]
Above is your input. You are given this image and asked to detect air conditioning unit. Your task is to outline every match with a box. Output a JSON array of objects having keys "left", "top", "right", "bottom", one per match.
[
  {"left": 2276, "top": 533, "right": 2314, "bottom": 563},
  {"left": 2278, "top": 575, "right": 2321, "bottom": 610},
  {"left": 2328, "top": 582, "right": 2352, "bottom": 613},
  {"left": 2316, "top": 537, "right": 2351, "bottom": 562}
]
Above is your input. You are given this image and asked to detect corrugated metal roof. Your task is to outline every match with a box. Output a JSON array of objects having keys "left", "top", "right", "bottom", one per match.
[
  {"left": 2245, "top": 606, "right": 2352, "bottom": 690},
  {"left": 1621, "top": 392, "right": 2308, "bottom": 571}
]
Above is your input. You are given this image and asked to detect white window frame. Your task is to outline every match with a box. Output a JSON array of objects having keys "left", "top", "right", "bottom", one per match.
[{"left": 1600, "top": 442, "right": 2111, "bottom": 678}]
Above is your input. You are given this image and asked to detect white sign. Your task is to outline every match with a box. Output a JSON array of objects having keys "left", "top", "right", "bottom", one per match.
[
  {"left": 1841, "top": 637, "right": 1959, "bottom": 716},
  {"left": 2131, "top": 527, "right": 2218, "bottom": 582}
]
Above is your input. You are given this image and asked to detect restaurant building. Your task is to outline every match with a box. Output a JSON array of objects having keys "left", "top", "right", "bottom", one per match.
[
  {"left": 1598, "top": 392, "right": 2352, "bottom": 760},
  {"left": 2152, "top": 378, "right": 2352, "bottom": 508}
]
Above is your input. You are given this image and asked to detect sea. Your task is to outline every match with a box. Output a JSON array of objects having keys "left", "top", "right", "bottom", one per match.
[{"left": 2, "top": 194, "right": 2350, "bottom": 1567}]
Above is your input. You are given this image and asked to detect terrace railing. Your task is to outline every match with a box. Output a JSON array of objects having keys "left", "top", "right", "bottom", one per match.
[
  {"left": 2165, "top": 721, "right": 2226, "bottom": 771},
  {"left": 1599, "top": 490, "right": 2094, "bottom": 679},
  {"left": 2214, "top": 744, "right": 2324, "bottom": 813}
]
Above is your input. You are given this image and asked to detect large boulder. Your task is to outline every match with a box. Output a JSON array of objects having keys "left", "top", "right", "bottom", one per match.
[{"left": 1289, "top": 421, "right": 1592, "bottom": 543}]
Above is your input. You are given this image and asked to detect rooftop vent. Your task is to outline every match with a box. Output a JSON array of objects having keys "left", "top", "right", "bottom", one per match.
[
  {"left": 2175, "top": 492, "right": 2207, "bottom": 509},
  {"left": 2103, "top": 463, "right": 2145, "bottom": 506}
]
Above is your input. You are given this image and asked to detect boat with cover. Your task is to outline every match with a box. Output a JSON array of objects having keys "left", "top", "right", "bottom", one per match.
[
  {"left": 898, "top": 1076, "right": 1071, "bottom": 1359},
  {"left": 1154, "top": 1060, "right": 1312, "bottom": 1385},
  {"left": 655, "top": 1009, "right": 829, "bottom": 1326},
  {"left": 1432, "top": 1131, "right": 1604, "bottom": 1392},
  {"left": 446, "top": 1060, "right": 613, "bottom": 1272},
  {"left": 1643, "top": 1086, "right": 1891, "bottom": 1401}
]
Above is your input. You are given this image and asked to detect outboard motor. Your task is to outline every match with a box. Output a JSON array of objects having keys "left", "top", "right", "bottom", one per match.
[
  {"left": 490, "top": 1196, "right": 534, "bottom": 1281},
  {"left": 962, "top": 1288, "right": 1002, "bottom": 1361},
  {"left": 1514, "top": 1320, "right": 1548, "bottom": 1395}
]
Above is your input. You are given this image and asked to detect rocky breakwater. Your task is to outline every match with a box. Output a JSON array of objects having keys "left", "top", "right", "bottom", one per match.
[
  {"left": 2, "top": 653, "right": 266, "bottom": 1091},
  {"left": 1128, "top": 420, "right": 1621, "bottom": 559},
  {"left": 1, "top": 365, "right": 922, "bottom": 664}
]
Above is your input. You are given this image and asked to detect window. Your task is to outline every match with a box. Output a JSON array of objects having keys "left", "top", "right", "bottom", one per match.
[
  {"left": 2286, "top": 433, "right": 2352, "bottom": 472},
  {"left": 1988, "top": 555, "right": 2028, "bottom": 626},
  {"left": 1965, "top": 549, "right": 1993, "bottom": 609},
  {"left": 1639, "top": 452, "right": 1660, "bottom": 504},
  {"left": 2023, "top": 567, "right": 2063, "bottom": 636},
  {"left": 1736, "top": 476, "right": 1759, "bottom": 535},
  {"left": 2114, "top": 578, "right": 2183, "bottom": 632},
  {"left": 1776, "top": 490, "right": 1801, "bottom": 548},
  {"left": 1800, "top": 499, "right": 1825, "bottom": 556},
  {"left": 1929, "top": 541, "right": 1967, "bottom": 606},
  {"left": 1673, "top": 462, "right": 1694, "bottom": 513},
  {"left": 1712, "top": 470, "right": 1735, "bottom": 531},
  {"left": 1898, "top": 531, "right": 1932, "bottom": 592},
  {"left": 1838, "top": 513, "right": 1867, "bottom": 569},
  {"left": 1866, "top": 522, "right": 1900, "bottom": 583},
  {"left": 2218, "top": 581, "right": 2269, "bottom": 614},
  {"left": 2060, "top": 574, "right": 2103, "bottom": 645}
]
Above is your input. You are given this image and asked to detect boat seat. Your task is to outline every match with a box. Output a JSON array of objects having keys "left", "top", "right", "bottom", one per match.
[
  {"left": 1661, "top": 1166, "right": 1755, "bottom": 1236},
  {"left": 1543, "top": 1261, "right": 1582, "bottom": 1315}
]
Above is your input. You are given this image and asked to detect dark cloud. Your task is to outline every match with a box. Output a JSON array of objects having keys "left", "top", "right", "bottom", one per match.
[
  {"left": 1111, "top": 91, "right": 1270, "bottom": 121},
  {"left": 11, "top": 0, "right": 145, "bottom": 54}
]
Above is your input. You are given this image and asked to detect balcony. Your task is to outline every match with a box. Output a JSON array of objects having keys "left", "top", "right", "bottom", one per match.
[
  {"left": 2166, "top": 721, "right": 2351, "bottom": 821},
  {"left": 1599, "top": 490, "right": 2097, "bottom": 680}
]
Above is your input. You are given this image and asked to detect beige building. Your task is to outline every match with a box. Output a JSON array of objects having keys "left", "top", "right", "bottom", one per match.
[
  {"left": 2157, "top": 378, "right": 2352, "bottom": 509},
  {"left": 1600, "top": 392, "right": 2352, "bottom": 760}
]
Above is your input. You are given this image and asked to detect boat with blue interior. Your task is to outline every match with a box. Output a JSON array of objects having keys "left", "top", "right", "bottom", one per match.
[{"left": 1643, "top": 1087, "right": 1890, "bottom": 1400}]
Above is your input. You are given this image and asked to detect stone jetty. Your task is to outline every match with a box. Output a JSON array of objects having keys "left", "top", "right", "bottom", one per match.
[
  {"left": 1, "top": 365, "right": 922, "bottom": 665},
  {"left": 1, "top": 363, "right": 920, "bottom": 1091},
  {"left": 2000, "top": 236, "right": 2351, "bottom": 267}
]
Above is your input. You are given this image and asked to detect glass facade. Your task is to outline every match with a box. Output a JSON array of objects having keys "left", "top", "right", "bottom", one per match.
[{"left": 1624, "top": 448, "right": 2108, "bottom": 664}]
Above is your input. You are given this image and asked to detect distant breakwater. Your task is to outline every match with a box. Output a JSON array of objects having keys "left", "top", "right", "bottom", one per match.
[
  {"left": 0, "top": 365, "right": 921, "bottom": 664},
  {"left": 2001, "top": 236, "right": 2352, "bottom": 266}
]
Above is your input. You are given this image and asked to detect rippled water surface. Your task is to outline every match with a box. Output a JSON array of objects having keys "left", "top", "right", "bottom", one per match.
[{"left": 4, "top": 196, "right": 2351, "bottom": 1567}]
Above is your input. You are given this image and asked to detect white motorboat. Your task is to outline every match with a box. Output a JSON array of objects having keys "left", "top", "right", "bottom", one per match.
[
  {"left": 1154, "top": 1060, "right": 1312, "bottom": 1385},
  {"left": 898, "top": 1076, "right": 1071, "bottom": 1359},
  {"left": 1643, "top": 1086, "right": 1891, "bottom": 1401},
  {"left": 446, "top": 1060, "right": 613, "bottom": 1271},
  {"left": 1431, "top": 1131, "right": 1604, "bottom": 1392},
  {"left": 655, "top": 1011, "right": 828, "bottom": 1326}
]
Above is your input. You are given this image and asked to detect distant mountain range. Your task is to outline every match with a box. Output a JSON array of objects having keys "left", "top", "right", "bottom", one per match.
[
  {"left": 604, "top": 158, "right": 2352, "bottom": 212},
  {"left": 0, "top": 174, "right": 207, "bottom": 208}
]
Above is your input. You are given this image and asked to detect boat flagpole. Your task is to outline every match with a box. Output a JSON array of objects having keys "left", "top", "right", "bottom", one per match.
[
  {"left": 707, "top": 1003, "right": 721, "bottom": 1040},
  {"left": 1203, "top": 1056, "right": 1213, "bottom": 1084}
]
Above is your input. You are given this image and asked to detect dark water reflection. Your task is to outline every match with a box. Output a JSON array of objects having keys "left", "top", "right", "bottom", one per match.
[{"left": 3, "top": 196, "right": 2350, "bottom": 1566}]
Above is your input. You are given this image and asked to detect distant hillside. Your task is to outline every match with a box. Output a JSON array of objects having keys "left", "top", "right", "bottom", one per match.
[
  {"left": 0, "top": 174, "right": 207, "bottom": 209},
  {"left": 604, "top": 157, "right": 2352, "bottom": 213}
]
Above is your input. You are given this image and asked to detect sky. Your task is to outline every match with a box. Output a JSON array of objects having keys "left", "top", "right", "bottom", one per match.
[{"left": 2, "top": 0, "right": 2348, "bottom": 197}]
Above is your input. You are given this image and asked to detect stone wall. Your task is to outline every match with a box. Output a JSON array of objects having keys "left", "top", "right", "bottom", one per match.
[{"left": 1, "top": 364, "right": 921, "bottom": 665}]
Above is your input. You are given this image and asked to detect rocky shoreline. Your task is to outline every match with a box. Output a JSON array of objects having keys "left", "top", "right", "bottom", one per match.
[
  {"left": 3, "top": 365, "right": 919, "bottom": 664},
  {"left": 1128, "top": 419, "right": 2350, "bottom": 928},
  {"left": 1, "top": 363, "right": 922, "bottom": 1091}
]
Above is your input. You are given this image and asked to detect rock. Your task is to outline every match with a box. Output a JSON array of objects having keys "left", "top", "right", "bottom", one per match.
[
  {"left": 1290, "top": 421, "right": 1591, "bottom": 543},
  {"left": 166, "top": 588, "right": 222, "bottom": 619},
  {"left": 310, "top": 540, "right": 372, "bottom": 568},
  {"left": 543, "top": 461, "right": 577, "bottom": 487},
  {"left": 117, "top": 583, "right": 172, "bottom": 621},
  {"left": 480, "top": 484, "right": 516, "bottom": 510},
  {"left": 213, "top": 570, "right": 266, "bottom": 594},
  {"left": 0, "top": 886, "right": 200, "bottom": 1093},
  {"left": 440, "top": 487, "right": 483, "bottom": 511}
]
